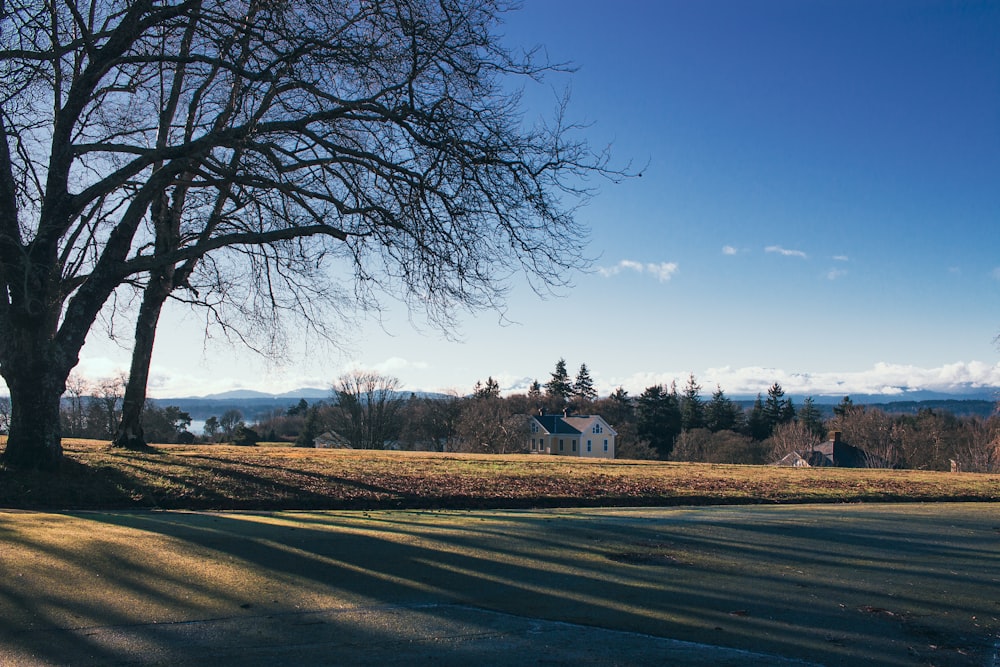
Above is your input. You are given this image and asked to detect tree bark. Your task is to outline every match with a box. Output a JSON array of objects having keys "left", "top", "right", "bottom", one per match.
[
  {"left": 1, "top": 354, "right": 68, "bottom": 471},
  {"left": 112, "top": 275, "right": 172, "bottom": 450}
]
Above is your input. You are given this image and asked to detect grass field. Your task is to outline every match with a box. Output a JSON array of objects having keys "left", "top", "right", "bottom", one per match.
[
  {"left": 1, "top": 439, "right": 998, "bottom": 510},
  {"left": 2, "top": 440, "right": 999, "bottom": 665}
]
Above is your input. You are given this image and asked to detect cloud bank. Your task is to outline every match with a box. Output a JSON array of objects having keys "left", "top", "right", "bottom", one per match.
[{"left": 605, "top": 361, "right": 1000, "bottom": 399}]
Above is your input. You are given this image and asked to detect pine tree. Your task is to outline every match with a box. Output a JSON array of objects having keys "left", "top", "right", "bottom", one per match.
[
  {"left": 705, "top": 385, "right": 741, "bottom": 432},
  {"left": 474, "top": 376, "right": 501, "bottom": 399},
  {"left": 573, "top": 363, "right": 597, "bottom": 402},
  {"left": 797, "top": 397, "right": 825, "bottom": 438},
  {"left": 602, "top": 386, "right": 633, "bottom": 425},
  {"left": 680, "top": 373, "right": 705, "bottom": 431},
  {"left": 544, "top": 358, "right": 573, "bottom": 403},
  {"left": 295, "top": 406, "right": 322, "bottom": 447},
  {"left": 834, "top": 396, "right": 855, "bottom": 417},
  {"left": 527, "top": 380, "right": 542, "bottom": 403},
  {"left": 636, "top": 384, "right": 682, "bottom": 459},
  {"left": 747, "top": 394, "right": 770, "bottom": 441},
  {"left": 762, "top": 382, "right": 794, "bottom": 437}
]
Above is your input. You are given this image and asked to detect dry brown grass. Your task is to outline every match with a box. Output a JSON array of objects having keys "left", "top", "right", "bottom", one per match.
[{"left": 0, "top": 439, "right": 998, "bottom": 510}]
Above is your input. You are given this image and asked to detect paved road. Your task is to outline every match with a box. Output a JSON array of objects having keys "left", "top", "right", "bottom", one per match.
[
  {"left": 3, "top": 602, "right": 818, "bottom": 666},
  {"left": 1, "top": 505, "right": 996, "bottom": 666}
]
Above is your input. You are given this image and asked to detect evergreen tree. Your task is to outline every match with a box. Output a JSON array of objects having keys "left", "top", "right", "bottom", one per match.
[
  {"left": 473, "top": 376, "right": 501, "bottom": 399},
  {"left": 636, "top": 384, "right": 682, "bottom": 459},
  {"left": 573, "top": 363, "right": 598, "bottom": 403},
  {"left": 679, "top": 373, "right": 705, "bottom": 431},
  {"left": 797, "top": 397, "right": 825, "bottom": 438},
  {"left": 705, "top": 385, "right": 741, "bottom": 432},
  {"left": 746, "top": 394, "right": 770, "bottom": 441},
  {"left": 527, "top": 380, "right": 542, "bottom": 403},
  {"left": 295, "top": 406, "right": 322, "bottom": 447},
  {"left": 762, "top": 382, "right": 794, "bottom": 437},
  {"left": 834, "top": 395, "right": 855, "bottom": 417},
  {"left": 544, "top": 358, "right": 573, "bottom": 403},
  {"left": 599, "top": 387, "right": 633, "bottom": 426}
]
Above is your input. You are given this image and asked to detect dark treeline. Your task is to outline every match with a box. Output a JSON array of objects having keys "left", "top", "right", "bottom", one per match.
[{"left": 47, "top": 362, "right": 1000, "bottom": 473}]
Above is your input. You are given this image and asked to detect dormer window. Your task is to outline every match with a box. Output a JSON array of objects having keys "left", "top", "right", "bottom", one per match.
[{"left": 592, "top": 423, "right": 603, "bottom": 434}]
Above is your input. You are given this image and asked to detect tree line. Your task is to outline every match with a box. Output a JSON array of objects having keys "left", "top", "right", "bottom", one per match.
[{"left": 95, "top": 359, "right": 996, "bottom": 473}]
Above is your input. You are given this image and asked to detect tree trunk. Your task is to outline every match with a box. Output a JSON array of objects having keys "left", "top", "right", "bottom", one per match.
[
  {"left": 2, "top": 371, "right": 66, "bottom": 471},
  {"left": 112, "top": 274, "right": 172, "bottom": 450}
]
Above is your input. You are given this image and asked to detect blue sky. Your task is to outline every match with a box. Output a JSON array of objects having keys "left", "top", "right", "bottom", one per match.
[{"left": 75, "top": 0, "right": 1000, "bottom": 399}]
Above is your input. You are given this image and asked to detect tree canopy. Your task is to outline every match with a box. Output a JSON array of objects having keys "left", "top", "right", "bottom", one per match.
[{"left": 0, "top": 0, "right": 618, "bottom": 469}]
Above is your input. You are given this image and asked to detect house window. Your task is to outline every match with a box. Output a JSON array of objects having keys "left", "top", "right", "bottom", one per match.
[
  {"left": 531, "top": 422, "right": 538, "bottom": 433},
  {"left": 559, "top": 439, "right": 564, "bottom": 451},
  {"left": 604, "top": 440, "right": 608, "bottom": 451},
  {"left": 531, "top": 438, "right": 536, "bottom": 449},
  {"left": 593, "top": 424, "right": 603, "bottom": 434},
  {"left": 587, "top": 440, "right": 592, "bottom": 452},
  {"left": 572, "top": 440, "right": 577, "bottom": 452}
]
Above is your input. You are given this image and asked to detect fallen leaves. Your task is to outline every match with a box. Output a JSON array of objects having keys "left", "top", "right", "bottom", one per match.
[{"left": 1, "top": 441, "right": 998, "bottom": 510}]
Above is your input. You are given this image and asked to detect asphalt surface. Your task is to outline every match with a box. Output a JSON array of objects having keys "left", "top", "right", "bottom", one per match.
[
  {"left": 2, "top": 602, "right": 819, "bottom": 666},
  {"left": 1, "top": 505, "right": 997, "bottom": 666}
]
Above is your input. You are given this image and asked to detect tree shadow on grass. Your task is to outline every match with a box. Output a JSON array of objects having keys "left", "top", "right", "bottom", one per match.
[{"left": 3, "top": 505, "right": 997, "bottom": 666}]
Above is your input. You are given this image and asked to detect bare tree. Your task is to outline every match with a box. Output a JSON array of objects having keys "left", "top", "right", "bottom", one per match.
[
  {"left": 766, "top": 421, "right": 822, "bottom": 463},
  {"left": 333, "top": 371, "right": 403, "bottom": 450},
  {"left": 63, "top": 373, "right": 91, "bottom": 437},
  {"left": 218, "top": 409, "right": 244, "bottom": 441},
  {"left": 953, "top": 415, "right": 1000, "bottom": 473},
  {"left": 827, "top": 406, "right": 904, "bottom": 469},
  {"left": 398, "top": 394, "right": 461, "bottom": 452},
  {"left": 0, "top": 0, "right": 621, "bottom": 469},
  {"left": 454, "top": 393, "right": 527, "bottom": 454},
  {"left": 95, "top": 374, "right": 128, "bottom": 440}
]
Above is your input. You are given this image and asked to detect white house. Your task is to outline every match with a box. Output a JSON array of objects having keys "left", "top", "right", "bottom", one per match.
[{"left": 527, "top": 413, "right": 617, "bottom": 459}]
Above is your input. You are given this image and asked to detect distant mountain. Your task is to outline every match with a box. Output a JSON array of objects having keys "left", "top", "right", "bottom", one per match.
[
  {"left": 728, "top": 388, "right": 1000, "bottom": 405},
  {"left": 152, "top": 385, "right": 999, "bottom": 424},
  {"left": 186, "top": 387, "right": 330, "bottom": 400},
  {"left": 154, "top": 387, "right": 451, "bottom": 422}
]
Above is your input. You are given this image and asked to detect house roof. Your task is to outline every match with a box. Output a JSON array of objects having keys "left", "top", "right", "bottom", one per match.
[
  {"left": 775, "top": 436, "right": 873, "bottom": 468},
  {"left": 533, "top": 415, "right": 582, "bottom": 435},
  {"left": 530, "top": 414, "right": 617, "bottom": 436}
]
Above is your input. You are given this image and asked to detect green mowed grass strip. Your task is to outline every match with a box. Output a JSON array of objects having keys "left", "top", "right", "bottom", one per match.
[
  {"left": 1, "top": 440, "right": 998, "bottom": 510},
  {"left": 0, "top": 504, "right": 997, "bottom": 666}
]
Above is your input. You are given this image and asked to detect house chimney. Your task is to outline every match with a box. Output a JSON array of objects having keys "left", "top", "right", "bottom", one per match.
[
  {"left": 827, "top": 431, "right": 841, "bottom": 443},
  {"left": 563, "top": 406, "right": 569, "bottom": 418}
]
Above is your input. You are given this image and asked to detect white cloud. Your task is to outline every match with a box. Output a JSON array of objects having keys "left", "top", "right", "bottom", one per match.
[
  {"left": 765, "top": 245, "right": 808, "bottom": 259},
  {"left": 722, "top": 245, "right": 738, "bottom": 255},
  {"left": 648, "top": 262, "right": 680, "bottom": 282},
  {"left": 604, "top": 361, "right": 1000, "bottom": 399},
  {"left": 598, "top": 259, "right": 679, "bottom": 282},
  {"left": 826, "top": 268, "right": 848, "bottom": 280},
  {"left": 833, "top": 255, "right": 849, "bottom": 262}
]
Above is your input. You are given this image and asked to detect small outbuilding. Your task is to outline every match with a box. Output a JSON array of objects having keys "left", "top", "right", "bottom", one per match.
[
  {"left": 775, "top": 431, "right": 876, "bottom": 468},
  {"left": 314, "top": 430, "right": 351, "bottom": 449}
]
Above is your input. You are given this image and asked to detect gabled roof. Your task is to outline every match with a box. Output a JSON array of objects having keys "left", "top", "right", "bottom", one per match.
[
  {"left": 530, "top": 414, "right": 617, "bottom": 436},
  {"left": 774, "top": 436, "right": 873, "bottom": 468},
  {"left": 532, "top": 415, "right": 582, "bottom": 435}
]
